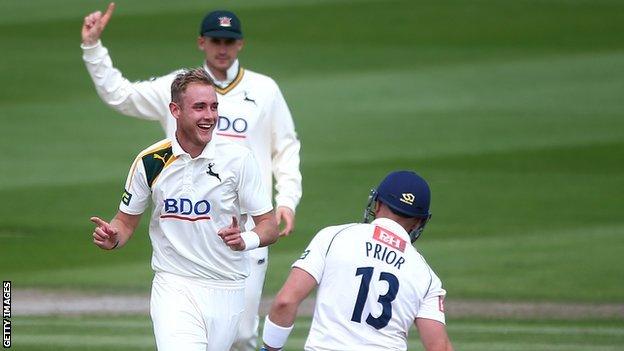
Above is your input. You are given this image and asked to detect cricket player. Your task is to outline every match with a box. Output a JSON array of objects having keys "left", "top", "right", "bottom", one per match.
[
  {"left": 81, "top": 4, "right": 302, "bottom": 350},
  {"left": 261, "top": 171, "right": 453, "bottom": 351},
  {"left": 91, "top": 68, "right": 279, "bottom": 351}
]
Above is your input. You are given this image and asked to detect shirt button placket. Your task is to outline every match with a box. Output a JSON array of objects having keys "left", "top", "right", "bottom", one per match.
[{"left": 182, "top": 158, "right": 193, "bottom": 194}]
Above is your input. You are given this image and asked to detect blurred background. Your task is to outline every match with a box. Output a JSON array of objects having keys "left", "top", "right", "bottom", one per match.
[{"left": 1, "top": 0, "right": 623, "bottom": 349}]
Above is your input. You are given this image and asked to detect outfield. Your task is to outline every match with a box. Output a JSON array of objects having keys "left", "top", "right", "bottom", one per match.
[
  {"left": 10, "top": 315, "right": 624, "bottom": 350},
  {"left": 1, "top": 0, "right": 623, "bottom": 349}
]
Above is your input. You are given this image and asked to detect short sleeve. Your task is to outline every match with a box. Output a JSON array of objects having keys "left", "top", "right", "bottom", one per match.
[
  {"left": 238, "top": 151, "right": 273, "bottom": 216},
  {"left": 416, "top": 269, "right": 447, "bottom": 324},
  {"left": 119, "top": 156, "right": 151, "bottom": 215},
  {"left": 291, "top": 227, "right": 338, "bottom": 284}
]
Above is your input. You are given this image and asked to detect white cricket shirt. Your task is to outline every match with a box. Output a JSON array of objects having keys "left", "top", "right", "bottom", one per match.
[
  {"left": 120, "top": 136, "right": 273, "bottom": 282},
  {"left": 293, "top": 218, "right": 446, "bottom": 351},
  {"left": 82, "top": 41, "right": 302, "bottom": 214}
]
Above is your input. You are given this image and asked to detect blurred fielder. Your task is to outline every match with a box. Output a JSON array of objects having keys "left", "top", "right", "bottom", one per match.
[
  {"left": 262, "top": 171, "right": 453, "bottom": 351},
  {"left": 81, "top": 4, "right": 302, "bottom": 350},
  {"left": 91, "top": 68, "right": 279, "bottom": 350}
]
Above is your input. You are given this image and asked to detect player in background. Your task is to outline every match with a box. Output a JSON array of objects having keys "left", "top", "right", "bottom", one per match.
[
  {"left": 91, "top": 68, "right": 279, "bottom": 350},
  {"left": 261, "top": 171, "right": 453, "bottom": 351},
  {"left": 81, "top": 4, "right": 301, "bottom": 350}
]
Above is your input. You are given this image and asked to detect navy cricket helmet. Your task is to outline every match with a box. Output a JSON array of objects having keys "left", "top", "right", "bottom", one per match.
[{"left": 363, "top": 170, "right": 432, "bottom": 242}]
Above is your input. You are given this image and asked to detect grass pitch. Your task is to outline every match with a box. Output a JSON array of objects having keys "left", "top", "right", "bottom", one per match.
[
  {"left": 12, "top": 315, "right": 624, "bottom": 350},
  {"left": 2, "top": 0, "right": 623, "bottom": 350},
  {"left": 1, "top": 0, "right": 623, "bottom": 315}
]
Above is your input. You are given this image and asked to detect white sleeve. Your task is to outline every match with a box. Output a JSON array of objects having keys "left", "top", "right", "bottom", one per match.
[
  {"left": 238, "top": 151, "right": 273, "bottom": 216},
  {"left": 81, "top": 40, "right": 174, "bottom": 124},
  {"left": 291, "top": 227, "right": 336, "bottom": 283},
  {"left": 119, "top": 155, "right": 151, "bottom": 215},
  {"left": 268, "top": 83, "right": 302, "bottom": 212},
  {"left": 416, "top": 269, "right": 447, "bottom": 324}
]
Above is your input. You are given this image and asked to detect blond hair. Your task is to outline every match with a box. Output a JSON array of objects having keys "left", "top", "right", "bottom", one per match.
[{"left": 171, "top": 68, "right": 215, "bottom": 104}]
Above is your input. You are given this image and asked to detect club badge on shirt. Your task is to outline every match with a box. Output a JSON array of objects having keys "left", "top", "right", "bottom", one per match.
[{"left": 207, "top": 163, "right": 221, "bottom": 182}]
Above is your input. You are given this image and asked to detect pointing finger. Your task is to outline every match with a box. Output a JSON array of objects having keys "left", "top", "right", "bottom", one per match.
[
  {"left": 90, "top": 216, "right": 117, "bottom": 235},
  {"left": 100, "top": 2, "right": 116, "bottom": 28},
  {"left": 90, "top": 216, "right": 108, "bottom": 227}
]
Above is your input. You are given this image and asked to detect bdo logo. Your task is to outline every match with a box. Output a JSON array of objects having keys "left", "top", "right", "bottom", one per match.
[
  {"left": 162, "top": 198, "right": 211, "bottom": 220},
  {"left": 218, "top": 116, "right": 248, "bottom": 133}
]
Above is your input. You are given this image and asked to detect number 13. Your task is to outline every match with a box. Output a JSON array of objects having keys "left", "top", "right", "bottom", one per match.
[{"left": 351, "top": 266, "right": 399, "bottom": 329}]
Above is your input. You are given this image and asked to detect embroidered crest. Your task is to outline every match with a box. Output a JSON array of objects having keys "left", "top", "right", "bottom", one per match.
[{"left": 218, "top": 16, "right": 232, "bottom": 27}]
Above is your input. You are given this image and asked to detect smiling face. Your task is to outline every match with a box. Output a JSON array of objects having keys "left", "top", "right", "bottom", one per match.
[{"left": 170, "top": 82, "right": 219, "bottom": 157}]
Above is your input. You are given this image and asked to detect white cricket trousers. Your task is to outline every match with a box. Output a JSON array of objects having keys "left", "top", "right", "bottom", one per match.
[
  {"left": 230, "top": 246, "right": 268, "bottom": 351},
  {"left": 151, "top": 272, "right": 245, "bottom": 351}
]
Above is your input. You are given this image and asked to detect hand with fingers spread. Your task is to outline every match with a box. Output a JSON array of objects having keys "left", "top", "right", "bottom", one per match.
[
  {"left": 276, "top": 206, "right": 295, "bottom": 237},
  {"left": 218, "top": 216, "right": 245, "bottom": 251},
  {"left": 90, "top": 216, "right": 120, "bottom": 250},
  {"left": 81, "top": 2, "right": 116, "bottom": 46}
]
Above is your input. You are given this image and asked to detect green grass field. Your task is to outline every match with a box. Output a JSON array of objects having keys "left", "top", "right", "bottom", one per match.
[
  {"left": 12, "top": 315, "right": 624, "bottom": 350},
  {"left": 1, "top": 0, "right": 623, "bottom": 349}
]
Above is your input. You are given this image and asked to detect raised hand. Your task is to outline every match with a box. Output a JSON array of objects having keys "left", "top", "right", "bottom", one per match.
[
  {"left": 81, "top": 2, "right": 116, "bottom": 46},
  {"left": 218, "top": 216, "right": 245, "bottom": 251},
  {"left": 90, "top": 216, "right": 120, "bottom": 250}
]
